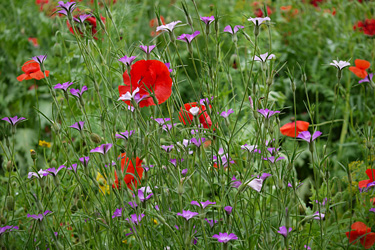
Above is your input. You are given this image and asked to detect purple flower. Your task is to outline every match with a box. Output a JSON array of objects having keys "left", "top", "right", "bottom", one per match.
[
  {"left": 73, "top": 14, "right": 91, "bottom": 23},
  {"left": 304, "top": 246, "right": 311, "bottom": 250},
  {"left": 142, "top": 164, "right": 154, "bottom": 172},
  {"left": 212, "top": 232, "right": 238, "bottom": 243},
  {"left": 277, "top": 226, "right": 292, "bottom": 238},
  {"left": 200, "top": 16, "right": 215, "bottom": 25},
  {"left": 359, "top": 73, "right": 373, "bottom": 84},
  {"left": 254, "top": 52, "right": 275, "bottom": 62},
  {"left": 231, "top": 176, "right": 242, "bottom": 189},
  {"left": 28, "top": 169, "right": 50, "bottom": 179},
  {"left": 223, "top": 25, "right": 244, "bottom": 34},
  {"left": 126, "top": 214, "right": 145, "bottom": 225},
  {"left": 249, "top": 96, "right": 254, "bottom": 109},
  {"left": 154, "top": 118, "right": 171, "bottom": 125},
  {"left": 139, "top": 45, "right": 156, "bottom": 55},
  {"left": 165, "top": 63, "right": 173, "bottom": 73},
  {"left": 67, "top": 163, "right": 77, "bottom": 172},
  {"left": 191, "top": 200, "right": 216, "bottom": 209},
  {"left": 257, "top": 109, "right": 280, "bottom": 118},
  {"left": 32, "top": 55, "right": 47, "bottom": 65},
  {"left": 90, "top": 143, "right": 112, "bottom": 155},
  {"left": 297, "top": 131, "right": 322, "bottom": 143},
  {"left": 161, "top": 145, "right": 174, "bottom": 152},
  {"left": 288, "top": 183, "right": 293, "bottom": 188},
  {"left": 128, "top": 202, "right": 138, "bottom": 208},
  {"left": 313, "top": 211, "right": 325, "bottom": 220},
  {"left": 46, "top": 165, "right": 66, "bottom": 176},
  {"left": 162, "top": 124, "right": 177, "bottom": 132},
  {"left": 0, "top": 225, "right": 19, "bottom": 235},
  {"left": 119, "top": 55, "right": 137, "bottom": 67},
  {"left": 200, "top": 97, "right": 213, "bottom": 105},
  {"left": 370, "top": 208, "right": 375, "bottom": 213},
  {"left": 170, "top": 158, "right": 184, "bottom": 166},
  {"left": 125, "top": 105, "right": 135, "bottom": 112},
  {"left": 54, "top": 82, "right": 74, "bottom": 92},
  {"left": 224, "top": 206, "right": 233, "bottom": 215},
  {"left": 70, "top": 86, "right": 88, "bottom": 98},
  {"left": 112, "top": 208, "right": 123, "bottom": 218},
  {"left": 190, "top": 137, "right": 206, "bottom": 147},
  {"left": 248, "top": 17, "right": 270, "bottom": 26},
  {"left": 134, "top": 189, "right": 153, "bottom": 202},
  {"left": 79, "top": 156, "right": 90, "bottom": 167},
  {"left": 2, "top": 116, "right": 26, "bottom": 126},
  {"left": 118, "top": 87, "right": 149, "bottom": 103},
  {"left": 220, "top": 109, "right": 234, "bottom": 119},
  {"left": 263, "top": 156, "right": 285, "bottom": 163},
  {"left": 205, "top": 218, "right": 218, "bottom": 228},
  {"left": 115, "top": 130, "right": 135, "bottom": 140},
  {"left": 69, "top": 121, "right": 85, "bottom": 131},
  {"left": 330, "top": 60, "right": 350, "bottom": 70},
  {"left": 57, "top": 1, "right": 76, "bottom": 16},
  {"left": 177, "top": 31, "right": 200, "bottom": 44},
  {"left": 181, "top": 168, "right": 188, "bottom": 176},
  {"left": 156, "top": 21, "right": 182, "bottom": 33},
  {"left": 27, "top": 210, "right": 52, "bottom": 221},
  {"left": 241, "top": 144, "right": 260, "bottom": 153},
  {"left": 247, "top": 173, "right": 271, "bottom": 192},
  {"left": 177, "top": 210, "right": 199, "bottom": 221}
]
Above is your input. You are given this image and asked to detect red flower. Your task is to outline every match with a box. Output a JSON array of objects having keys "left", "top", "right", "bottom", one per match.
[
  {"left": 354, "top": 19, "right": 375, "bottom": 36},
  {"left": 149, "top": 16, "right": 165, "bottom": 37},
  {"left": 178, "top": 102, "right": 212, "bottom": 129},
  {"left": 112, "top": 153, "right": 143, "bottom": 190},
  {"left": 28, "top": 37, "right": 39, "bottom": 47},
  {"left": 346, "top": 222, "right": 375, "bottom": 249},
  {"left": 17, "top": 60, "right": 49, "bottom": 82},
  {"left": 310, "top": 0, "right": 324, "bottom": 7},
  {"left": 118, "top": 60, "right": 173, "bottom": 108},
  {"left": 67, "top": 16, "right": 106, "bottom": 40},
  {"left": 358, "top": 169, "right": 375, "bottom": 188},
  {"left": 349, "top": 59, "right": 370, "bottom": 79},
  {"left": 280, "top": 121, "right": 310, "bottom": 137}
]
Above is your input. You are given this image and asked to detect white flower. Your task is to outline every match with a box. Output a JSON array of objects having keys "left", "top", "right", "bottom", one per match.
[
  {"left": 254, "top": 52, "right": 275, "bottom": 62},
  {"left": 189, "top": 107, "right": 200, "bottom": 116},
  {"left": 248, "top": 17, "right": 270, "bottom": 26},
  {"left": 118, "top": 87, "right": 140, "bottom": 101},
  {"left": 156, "top": 21, "right": 182, "bottom": 33},
  {"left": 330, "top": 60, "right": 350, "bottom": 70}
]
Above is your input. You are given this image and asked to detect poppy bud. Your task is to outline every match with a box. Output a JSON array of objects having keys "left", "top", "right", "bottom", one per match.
[
  {"left": 77, "top": 199, "right": 84, "bottom": 209},
  {"left": 178, "top": 180, "right": 185, "bottom": 195},
  {"left": 6, "top": 196, "right": 14, "bottom": 211},
  {"left": 6, "top": 160, "right": 13, "bottom": 172},
  {"left": 214, "top": 17, "right": 219, "bottom": 35},
  {"left": 90, "top": 133, "right": 102, "bottom": 143},
  {"left": 30, "top": 149, "right": 37, "bottom": 160}
]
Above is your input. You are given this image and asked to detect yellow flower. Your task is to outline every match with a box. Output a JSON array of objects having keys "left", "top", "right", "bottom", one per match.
[
  {"left": 96, "top": 172, "right": 110, "bottom": 195},
  {"left": 152, "top": 219, "right": 158, "bottom": 225},
  {"left": 39, "top": 140, "right": 51, "bottom": 148}
]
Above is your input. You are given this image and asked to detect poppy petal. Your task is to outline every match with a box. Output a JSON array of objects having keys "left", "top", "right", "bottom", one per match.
[
  {"left": 366, "top": 169, "right": 375, "bottom": 182},
  {"left": 360, "top": 233, "right": 375, "bottom": 249},
  {"left": 22, "top": 60, "right": 40, "bottom": 74},
  {"left": 359, "top": 180, "right": 372, "bottom": 188},
  {"left": 30, "top": 70, "right": 46, "bottom": 80},
  {"left": 346, "top": 230, "right": 361, "bottom": 243},
  {"left": 355, "top": 59, "right": 370, "bottom": 70},
  {"left": 349, "top": 66, "right": 368, "bottom": 79},
  {"left": 17, "top": 73, "right": 29, "bottom": 82}
]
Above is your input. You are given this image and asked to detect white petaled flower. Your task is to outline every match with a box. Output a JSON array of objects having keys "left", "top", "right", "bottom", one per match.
[
  {"left": 254, "top": 52, "right": 275, "bottom": 62},
  {"left": 118, "top": 87, "right": 140, "bottom": 101},
  {"left": 156, "top": 21, "right": 182, "bottom": 33},
  {"left": 330, "top": 60, "right": 350, "bottom": 70},
  {"left": 189, "top": 107, "right": 200, "bottom": 116},
  {"left": 248, "top": 17, "right": 270, "bottom": 26}
]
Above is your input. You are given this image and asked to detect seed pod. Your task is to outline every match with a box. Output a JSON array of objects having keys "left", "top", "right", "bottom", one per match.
[
  {"left": 6, "top": 196, "right": 14, "bottom": 211},
  {"left": 6, "top": 160, "right": 13, "bottom": 172},
  {"left": 90, "top": 133, "right": 101, "bottom": 144},
  {"left": 30, "top": 149, "right": 37, "bottom": 160}
]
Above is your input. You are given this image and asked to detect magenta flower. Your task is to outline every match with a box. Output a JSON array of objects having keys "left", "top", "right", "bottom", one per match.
[
  {"left": 154, "top": 118, "right": 171, "bottom": 125},
  {"left": 27, "top": 210, "right": 52, "bottom": 221},
  {"left": 46, "top": 165, "right": 66, "bottom": 176},
  {"left": 128, "top": 202, "right": 138, "bottom": 208},
  {"left": 200, "top": 16, "right": 215, "bottom": 25},
  {"left": 263, "top": 156, "right": 285, "bottom": 163},
  {"left": 248, "top": 17, "right": 270, "bottom": 26},
  {"left": 79, "top": 156, "right": 90, "bottom": 167},
  {"left": 200, "top": 97, "right": 213, "bottom": 105},
  {"left": 177, "top": 31, "right": 200, "bottom": 44},
  {"left": 304, "top": 246, "right": 311, "bottom": 250},
  {"left": 126, "top": 214, "right": 145, "bottom": 225},
  {"left": 254, "top": 52, "right": 275, "bottom": 62},
  {"left": 212, "top": 232, "right": 238, "bottom": 243},
  {"left": 70, "top": 86, "right": 88, "bottom": 98},
  {"left": 313, "top": 212, "right": 325, "bottom": 220},
  {"left": 220, "top": 109, "right": 234, "bottom": 118},
  {"left": 297, "top": 131, "right": 322, "bottom": 143},
  {"left": 162, "top": 123, "right": 177, "bottom": 132},
  {"left": 241, "top": 144, "right": 260, "bottom": 153},
  {"left": 165, "top": 62, "right": 173, "bottom": 73},
  {"left": 170, "top": 158, "right": 184, "bottom": 166},
  {"left": 205, "top": 218, "right": 218, "bottom": 228},
  {"left": 54, "top": 82, "right": 73, "bottom": 92},
  {"left": 134, "top": 188, "right": 153, "bottom": 202},
  {"left": 257, "top": 109, "right": 280, "bottom": 118},
  {"left": 32, "top": 55, "right": 47, "bottom": 65},
  {"left": 68, "top": 163, "right": 77, "bottom": 172},
  {"left": 181, "top": 168, "right": 188, "bottom": 176},
  {"left": 177, "top": 210, "right": 199, "bottom": 221},
  {"left": 223, "top": 25, "right": 244, "bottom": 34},
  {"left": 277, "top": 226, "right": 292, "bottom": 238},
  {"left": 161, "top": 145, "right": 174, "bottom": 152},
  {"left": 2, "top": 116, "right": 26, "bottom": 126},
  {"left": 191, "top": 200, "right": 216, "bottom": 209},
  {"left": 57, "top": 1, "right": 76, "bottom": 16},
  {"left": 156, "top": 21, "right": 182, "bottom": 33},
  {"left": 330, "top": 60, "right": 350, "bottom": 70},
  {"left": 370, "top": 208, "right": 375, "bottom": 213},
  {"left": 139, "top": 45, "right": 156, "bottom": 55},
  {"left": 247, "top": 173, "right": 272, "bottom": 192},
  {"left": 28, "top": 169, "right": 50, "bottom": 179},
  {"left": 359, "top": 73, "right": 373, "bottom": 84},
  {"left": 115, "top": 130, "right": 135, "bottom": 140},
  {"left": 231, "top": 176, "right": 242, "bottom": 189},
  {"left": 112, "top": 208, "right": 123, "bottom": 218},
  {"left": 249, "top": 96, "right": 254, "bottom": 109},
  {"left": 90, "top": 143, "right": 113, "bottom": 155},
  {"left": 190, "top": 137, "right": 206, "bottom": 147},
  {"left": 224, "top": 206, "right": 233, "bottom": 215},
  {"left": 73, "top": 14, "right": 91, "bottom": 23},
  {"left": 69, "top": 121, "right": 85, "bottom": 131},
  {"left": 119, "top": 55, "right": 137, "bottom": 67},
  {"left": 0, "top": 225, "right": 18, "bottom": 235},
  {"left": 142, "top": 164, "right": 154, "bottom": 172}
]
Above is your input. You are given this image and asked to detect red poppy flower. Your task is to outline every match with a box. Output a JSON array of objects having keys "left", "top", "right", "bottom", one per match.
[
  {"left": 358, "top": 169, "right": 375, "bottom": 188},
  {"left": 310, "top": 0, "right": 324, "bottom": 7},
  {"left": 346, "top": 222, "right": 375, "bottom": 249},
  {"left": 112, "top": 153, "right": 143, "bottom": 190},
  {"left": 28, "top": 37, "right": 39, "bottom": 47},
  {"left": 67, "top": 16, "right": 106, "bottom": 40},
  {"left": 149, "top": 16, "right": 165, "bottom": 37},
  {"left": 178, "top": 102, "right": 212, "bottom": 129},
  {"left": 118, "top": 60, "right": 173, "bottom": 108},
  {"left": 349, "top": 59, "right": 370, "bottom": 79},
  {"left": 354, "top": 19, "right": 375, "bottom": 36},
  {"left": 17, "top": 60, "right": 49, "bottom": 82},
  {"left": 280, "top": 121, "right": 310, "bottom": 137}
]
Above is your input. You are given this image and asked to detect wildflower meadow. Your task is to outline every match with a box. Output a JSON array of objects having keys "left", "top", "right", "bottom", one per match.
[{"left": 1, "top": 0, "right": 375, "bottom": 249}]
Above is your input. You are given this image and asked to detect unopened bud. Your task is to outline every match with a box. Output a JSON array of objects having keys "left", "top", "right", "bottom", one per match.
[
  {"left": 30, "top": 149, "right": 37, "bottom": 160},
  {"left": 6, "top": 160, "right": 13, "bottom": 172},
  {"left": 254, "top": 25, "right": 260, "bottom": 37},
  {"left": 52, "top": 122, "right": 61, "bottom": 133},
  {"left": 90, "top": 133, "right": 101, "bottom": 144},
  {"left": 6, "top": 196, "right": 14, "bottom": 211}
]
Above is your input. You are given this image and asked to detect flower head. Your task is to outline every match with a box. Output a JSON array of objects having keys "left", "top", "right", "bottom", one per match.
[
  {"left": 126, "top": 214, "right": 145, "bottom": 225},
  {"left": 96, "top": 172, "right": 109, "bottom": 195},
  {"left": 297, "top": 131, "right": 322, "bottom": 143},
  {"left": 330, "top": 60, "right": 350, "bottom": 70},
  {"left": 54, "top": 82, "right": 74, "bottom": 92},
  {"left": 161, "top": 145, "right": 174, "bottom": 152},
  {"left": 248, "top": 17, "right": 270, "bottom": 26},
  {"left": 254, "top": 52, "right": 275, "bottom": 62},
  {"left": 190, "top": 137, "right": 206, "bottom": 147},
  {"left": 2, "top": 116, "right": 26, "bottom": 126},
  {"left": 241, "top": 144, "right": 260, "bottom": 153},
  {"left": 220, "top": 109, "right": 234, "bottom": 119},
  {"left": 27, "top": 210, "right": 52, "bottom": 221},
  {"left": 134, "top": 188, "right": 153, "bottom": 202},
  {"left": 90, "top": 143, "right": 113, "bottom": 155},
  {"left": 139, "top": 45, "right": 156, "bottom": 55},
  {"left": 57, "top": 1, "right": 76, "bottom": 16},
  {"left": 79, "top": 156, "right": 90, "bottom": 167},
  {"left": 349, "top": 59, "right": 370, "bottom": 78},
  {"left": 73, "top": 14, "right": 91, "bottom": 23},
  {"left": 358, "top": 169, "right": 375, "bottom": 188},
  {"left": 46, "top": 165, "right": 66, "bottom": 176},
  {"left": 113, "top": 153, "right": 143, "bottom": 190},
  {"left": 116, "top": 130, "right": 135, "bottom": 140},
  {"left": 191, "top": 200, "right": 216, "bottom": 209},
  {"left": 223, "top": 25, "right": 244, "bottom": 34},
  {"left": 154, "top": 118, "right": 171, "bottom": 125},
  {"left": 0, "top": 225, "right": 18, "bottom": 235},
  {"left": 179, "top": 102, "right": 212, "bottom": 129},
  {"left": 346, "top": 222, "right": 375, "bottom": 249},
  {"left": 177, "top": 210, "right": 199, "bottom": 221},
  {"left": 231, "top": 176, "right": 242, "bottom": 189},
  {"left": 313, "top": 211, "right": 325, "bottom": 220},
  {"left": 28, "top": 169, "right": 50, "bottom": 179},
  {"left": 200, "top": 16, "right": 215, "bottom": 25},
  {"left": 119, "top": 55, "right": 137, "bottom": 67},
  {"left": 212, "top": 232, "right": 238, "bottom": 243},
  {"left": 359, "top": 73, "right": 373, "bottom": 84},
  {"left": 257, "top": 109, "right": 280, "bottom": 118},
  {"left": 177, "top": 31, "right": 200, "bottom": 44},
  {"left": 17, "top": 60, "right": 49, "bottom": 81},
  {"left": 70, "top": 86, "right": 88, "bottom": 98},
  {"left": 112, "top": 208, "right": 123, "bottom": 218},
  {"left": 32, "top": 55, "right": 47, "bottom": 65},
  {"left": 247, "top": 173, "right": 271, "bottom": 192},
  {"left": 69, "top": 121, "right": 85, "bottom": 131},
  {"left": 205, "top": 218, "right": 218, "bottom": 228},
  {"left": 156, "top": 21, "right": 181, "bottom": 33},
  {"left": 277, "top": 226, "right": 292, "bottom": 238},
  {"left": 280, "top": 121, "right": 309, "bottom": 137},
  {"left": 224, "top": 206, "right": 233, "bottom": 215}
]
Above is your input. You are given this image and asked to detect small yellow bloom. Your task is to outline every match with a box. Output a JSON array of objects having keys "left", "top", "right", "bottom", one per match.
[
  {"left": 152, "top": 219, "right": 158, "bottom": 225},
  {"left": 39, "top": 140, "right": 51, "bottom": 148},
  {"left": 96, "top": 172, "right": 110, "bottom": 195}
]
